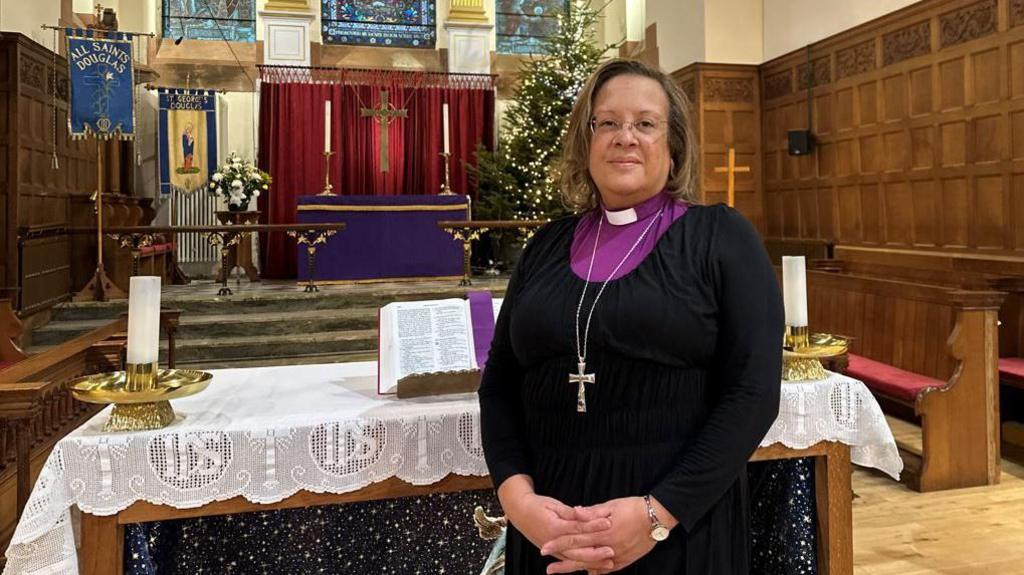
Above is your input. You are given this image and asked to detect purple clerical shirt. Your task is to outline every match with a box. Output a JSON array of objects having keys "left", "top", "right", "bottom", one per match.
[{"left": 570, "top": 190, "right": 689, "bottom": 282}]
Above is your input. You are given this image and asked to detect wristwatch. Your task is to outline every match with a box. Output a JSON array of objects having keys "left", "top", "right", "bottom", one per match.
[{"left": 643, "top": 495, "right": 670, "bottom": 542}]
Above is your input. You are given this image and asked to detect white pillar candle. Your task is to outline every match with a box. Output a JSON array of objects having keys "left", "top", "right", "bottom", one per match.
[
  {"left": 126, "top": 276, "right": 162, "bottom": 365},
  {"left": 442, "top": 103, "right": 450, "bottom": 155},
  {"left": 782, "top": 256, "right": 808, "bottom": 327},
  {"left": 324, "top": 100, "right": 332, "bottom": 153}
]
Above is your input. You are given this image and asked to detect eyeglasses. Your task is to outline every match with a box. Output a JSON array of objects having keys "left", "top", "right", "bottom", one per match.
[{"left": 589, "top": 117, "right": 668, "bottom": 138}]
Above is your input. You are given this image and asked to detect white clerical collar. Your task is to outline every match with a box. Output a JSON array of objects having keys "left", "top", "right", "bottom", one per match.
[
  {"left": 604, "top": 206, "right": 638, "bottom": 226},
  {"left": 602, "top": 192, "right": 667, "bottom": 226}
]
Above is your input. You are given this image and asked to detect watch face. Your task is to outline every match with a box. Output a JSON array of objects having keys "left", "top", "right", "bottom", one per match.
[{"left": 651, "top": 525, "right": 670, "bottom": 541}]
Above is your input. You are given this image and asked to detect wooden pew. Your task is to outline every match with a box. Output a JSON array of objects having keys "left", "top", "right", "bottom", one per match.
[
  {"left": 819, "top": 247, "right": 1024, "bottom": 459},
  {"left": 0, "top": 311, "right": 181, "bottom": 562},
  {"left": 764, "top": 237, "right": 834, "bottom": 266},
  {"left": 0, "top": 300, "right": 27, "bottom": 367},
  {"left": 805, "top": 269, "right": 1003, "bottom": 492}
]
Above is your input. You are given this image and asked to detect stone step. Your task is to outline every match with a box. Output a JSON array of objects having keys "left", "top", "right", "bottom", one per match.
[
  {"left": 176, "top": 350, "right": 378, "bottom": 370},
  {"left": 31, "top": 307, "right": 381, "bottom": 347},
  {"left": 168, "top": 329, "right": 379, "bottom": 364},
  {"left": 48, "top": 279, "right": 507, "bottom": 321}
]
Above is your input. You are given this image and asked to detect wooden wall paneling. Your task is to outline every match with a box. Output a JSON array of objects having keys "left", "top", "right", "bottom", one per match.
[
  {"left": 1, "top": 37, "right": 17, "bottom": 300},
  {"left": 761, "top": 0, "right": 1024, "bottom": 264},
  {"left": 673, "top": 64, "right": 763, "bottom": 230},
  {"left": 0, "top": 32, "right": 146, "bottom": 312}
]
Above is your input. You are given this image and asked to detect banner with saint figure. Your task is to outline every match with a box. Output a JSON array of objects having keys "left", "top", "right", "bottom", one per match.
[
  {"left": 158, "top": 88, "right": 219, "bottom": 196},
  {"left": 65, "top": 29, "right": 136, "bottom": 139}
]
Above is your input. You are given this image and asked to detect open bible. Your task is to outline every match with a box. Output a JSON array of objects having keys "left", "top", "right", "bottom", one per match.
[{"left": 377, "top": 294, "right": 503, "bottom": 395}]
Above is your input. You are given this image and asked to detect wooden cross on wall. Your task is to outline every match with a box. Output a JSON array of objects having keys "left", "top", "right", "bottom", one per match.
[
  {"left": 360, "top": 90, "right": 408, "bottom": 173},
  {"left": 713, "top": 148, "right": 751, "bottom": 208}
]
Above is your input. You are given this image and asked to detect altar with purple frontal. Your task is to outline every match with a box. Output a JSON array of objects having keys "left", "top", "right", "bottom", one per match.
[{"left": 295, "top": 194, "right": 467, "bottom": 282}]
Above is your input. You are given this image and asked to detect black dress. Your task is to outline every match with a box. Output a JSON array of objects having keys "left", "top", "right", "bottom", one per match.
[{"left": 479, "top": 203, "right": 784, "bottom": 574}]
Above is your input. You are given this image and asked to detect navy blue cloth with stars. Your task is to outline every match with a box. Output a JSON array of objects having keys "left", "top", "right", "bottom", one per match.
[{"left": 123, "top": 465, "right": 817, "bottom": 574}]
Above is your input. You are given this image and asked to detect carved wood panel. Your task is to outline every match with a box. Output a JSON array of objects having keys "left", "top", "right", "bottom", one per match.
[
  {"left": 761, "top": 0, "right": 1024, "bottom": 260},
  {"left": 0, "top": 33, "right": 131, "bottom": 312},
  {"left": 673, "top": 64, "right": 762, "bottom": 229}
]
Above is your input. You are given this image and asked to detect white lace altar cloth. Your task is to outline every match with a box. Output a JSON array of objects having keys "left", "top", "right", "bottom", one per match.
[
  {"left": 4, "top": 363, "right": 899, "bottom": 574},
  {"left": 764, "top": 371, "right": 903, "bottom": 480}
]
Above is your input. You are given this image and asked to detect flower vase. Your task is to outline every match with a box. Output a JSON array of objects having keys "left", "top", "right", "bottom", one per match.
[{"left": 228, "top": 201, "right": 250, "bottom": 212}]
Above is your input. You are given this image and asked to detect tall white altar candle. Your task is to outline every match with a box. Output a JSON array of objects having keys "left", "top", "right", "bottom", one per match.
[
  {"left": 442, "top": 103, "right": 450, "bottom": 154},
  {"left": 782, "top": 256, "right": 808, "bottom": 327},
  {"left": 324, "top": 100, "right": 332, "bottom": 153},
  {"left": 126, "top": 276, "right": 161, "bottom": 365}
]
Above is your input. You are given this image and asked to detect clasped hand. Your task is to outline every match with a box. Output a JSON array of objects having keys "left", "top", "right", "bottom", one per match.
[{"left": 509, "top": 494, "right": 657, "bottom": 574}]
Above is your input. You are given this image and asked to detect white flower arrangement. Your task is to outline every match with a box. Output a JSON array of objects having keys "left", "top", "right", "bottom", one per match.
[{"left": 208, "top": 152, "right": 272, "bottom": 210}]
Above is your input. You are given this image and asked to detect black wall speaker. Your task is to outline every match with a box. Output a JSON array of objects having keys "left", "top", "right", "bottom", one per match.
[{"left": 788, "top": 130, "right": 815, "bottom": 156}]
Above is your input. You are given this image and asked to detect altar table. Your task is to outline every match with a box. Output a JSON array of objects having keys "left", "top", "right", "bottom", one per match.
[
  {"left": 3, "top": 363, "right": 900, "bottom": 575},
  {"left": 295, "top": 195, "right": 467, "bottom": 282}
]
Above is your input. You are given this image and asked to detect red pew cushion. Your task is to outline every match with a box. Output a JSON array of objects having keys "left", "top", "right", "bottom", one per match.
[
  {"left": 846, "top": 353, "right": 945, "bottom": 403},
  {"left": 1000, "top": 357, "right": 1024, "bottom": 382}
]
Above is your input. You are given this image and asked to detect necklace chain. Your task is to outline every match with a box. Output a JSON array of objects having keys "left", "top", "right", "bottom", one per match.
[{"left": 574, "top": 207, "right": 665, "bottom": 364}]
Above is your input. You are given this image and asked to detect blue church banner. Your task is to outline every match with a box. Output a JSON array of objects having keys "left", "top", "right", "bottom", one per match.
[
  {"left": 65, "top": 29, "right": 136, "bottom": 139},
  {"left": 158, "top": 89, "right": 218, "bottom": 196}
]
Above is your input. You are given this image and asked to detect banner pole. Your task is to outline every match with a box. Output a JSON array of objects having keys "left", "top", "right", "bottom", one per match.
[
  {"left": 74, "top": 142, "right": 125, "bottom": 301},
  {"left": 41, "top": 24, "right": 155, "bottom": 37}
]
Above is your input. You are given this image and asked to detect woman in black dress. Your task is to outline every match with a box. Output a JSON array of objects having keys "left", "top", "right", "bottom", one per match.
[{"left": 479, "top": 59, "right": 783, "bottom": 574}]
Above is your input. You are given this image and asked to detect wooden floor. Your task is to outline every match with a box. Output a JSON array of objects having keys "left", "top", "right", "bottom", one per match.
[{"left": 853, "top": 417, "right": 1024, "bottom": 573}]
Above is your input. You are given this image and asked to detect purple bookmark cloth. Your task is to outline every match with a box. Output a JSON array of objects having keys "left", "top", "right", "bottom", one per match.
[{"left": 467, "top": 291, "right": 495, "bottom": 370}]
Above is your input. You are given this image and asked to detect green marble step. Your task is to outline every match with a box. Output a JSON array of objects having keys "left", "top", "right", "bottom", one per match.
[
  {"left": 30, "top": 307, "right": 380, "bottom": 347},
  {"left": 175, "top": 350, "right": 379, "bottom": 370},
  {"left": 48, "top": 279, "right": 508, "bottom": 321},
  {"left": 165, "top": 329, "right": 379, "bottom": 364}
]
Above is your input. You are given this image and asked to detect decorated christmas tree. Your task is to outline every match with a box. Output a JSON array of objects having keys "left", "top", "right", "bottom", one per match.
[{"left": 473, "top": 1, "right": 615, "bottom": 222}]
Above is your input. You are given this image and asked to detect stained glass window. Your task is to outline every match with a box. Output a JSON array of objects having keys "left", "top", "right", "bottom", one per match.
[
  {"left": 496, "top": 0, "right": 567, "bottom": 54},
  {"left": 162, "top": 0, "right": 256, "bottom": 42},
  {"left": 322, "top": 0, "right": 436, "bottom": 48}
]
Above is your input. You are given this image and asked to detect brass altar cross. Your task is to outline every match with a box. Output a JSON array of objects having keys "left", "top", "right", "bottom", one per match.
[
  {"left": 569, "top": 358, "right": 595, "bottom": 413},
  {"left": 713, "top": 148, "right": 751, "bottom": 207},
  {"left": 360, "top": 90, "right": 408, "bottom": 173}
]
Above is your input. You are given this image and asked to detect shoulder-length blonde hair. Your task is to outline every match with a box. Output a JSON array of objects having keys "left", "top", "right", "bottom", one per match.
[{"left": 560, "top": 59, "right": 699, "bottom": 211}]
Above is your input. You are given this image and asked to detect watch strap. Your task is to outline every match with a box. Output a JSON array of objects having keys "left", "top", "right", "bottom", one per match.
[{"left": 643, "top": 495, "right": 662, "bottom": 527}]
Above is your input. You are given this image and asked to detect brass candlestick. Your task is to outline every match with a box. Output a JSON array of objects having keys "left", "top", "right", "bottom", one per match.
[
  {"left": 782, "top": 326, "right": 848, "bottom": 382},
  {"left": 319, "top": 150, "right": 335, "bottom": 196},
  {"left": 439, "top": 151, "right": 455, "bottom": 195},
  {"left": 69, "top": 362, "right": 212, "bottom": 432}
]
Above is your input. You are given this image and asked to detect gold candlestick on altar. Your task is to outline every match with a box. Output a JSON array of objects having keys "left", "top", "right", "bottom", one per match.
[
  {"left": 319, "top": 150, "right": 335, "bottom": 196},
  {"left": 782, "top": 326, "right": 848, "bottom": 382},
  {"left": 439, "top": 152, "right": 455, "bottom": 195},
  {"left": 69, "top": 363, "right": 213, "bottom": 432}
]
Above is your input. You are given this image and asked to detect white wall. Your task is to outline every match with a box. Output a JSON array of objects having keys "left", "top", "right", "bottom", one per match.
[
  {"left": 705, "top": 0, "right": 762, "bottom": 64},
  {"left": 625, "top": 0, "right": 644, "bottom": 42},
  {"left": 645, "top": 0, "right": 704, "bottom": 73},
  {"left": 219, "top": 91, "right": 260, "bottom": 161},
  {"left": 763, "top": 0, "right": 920, "bottom": 61},
  {"left": 601, "top": 0, "right": 628, "bottom": 52},
  {"left": 0, "top": 0, "right": 60, "bottom": 47}
]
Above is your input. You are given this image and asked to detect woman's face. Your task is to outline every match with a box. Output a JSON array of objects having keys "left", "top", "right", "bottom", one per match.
[{"left": 587, "top": 74, "right": 672, "bottom": 210}]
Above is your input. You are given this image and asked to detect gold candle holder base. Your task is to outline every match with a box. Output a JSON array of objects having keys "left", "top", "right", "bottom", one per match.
[
  {"left": 68, "top": 363, "right": 213, "bottom": 432},
  {"left": 782, "top": 327, "right": 848, "bottom": 382},
  {"left": 106, "top": 401, "right": 175, "bottom": 432}
]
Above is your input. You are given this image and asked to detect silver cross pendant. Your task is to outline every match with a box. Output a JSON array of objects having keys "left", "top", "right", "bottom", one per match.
[{"left": 568, "top": 357, "right": 596, "bottom": 413}]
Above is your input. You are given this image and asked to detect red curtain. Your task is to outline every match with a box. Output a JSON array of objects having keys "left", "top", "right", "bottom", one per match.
[{"left": 258, "top": 74, "right": 495, "bottom": 279}]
